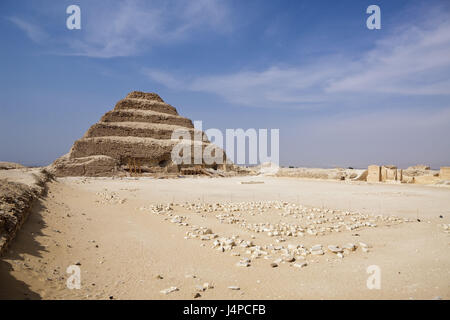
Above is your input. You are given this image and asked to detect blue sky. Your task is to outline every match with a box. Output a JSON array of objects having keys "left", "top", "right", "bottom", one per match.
[{"left": 0, "top": 0, "right": 449, "bottom": 168}]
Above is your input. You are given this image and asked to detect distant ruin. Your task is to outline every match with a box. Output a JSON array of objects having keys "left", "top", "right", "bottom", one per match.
[
  {"left": 367, "top": 165, "right": 402, "bottom": 183},
  {"left": 274, "top": 164, "right": 449, "bottom": 185},
  {"left": 50, "top": 91, "right": 237, "bottom": 177},
  {"left": 440, "top": 167, "right": 450, "bottom": 180},
  {"left": 367, "top": 164, "right": 449, "bottom": 184}
]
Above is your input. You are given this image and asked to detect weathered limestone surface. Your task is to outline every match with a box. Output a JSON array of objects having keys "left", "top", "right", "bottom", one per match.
[
  {"left": 101, "top": 109, "right": 194, "bottom": 128},
  {"left": 380, "top": 165, "right": 402, "bottom": 182},
  {"left": 407, "top": 165, "right": 430, "bottom": 171},
  {"left": 71, "top": 136, "right": 207, "bottom": 165},
  {"left": 49, "top": 91, "right": 231, "bottom": 177},
  {"left": 440, "top": 167, "right": 450, "bottom": 180},
  {"left": 100, "top": 110, "right": 194, "bottom": 128},
  {"left": 367, "top": 165, "right": 381, "bottom": 182},
  {"left": 0, "top": 169, "right": 51, "bottom": 256},
  {"left": 403, "top": 165, "right": 439, "bottom": 184},
  {"left": 114, "top": 98, "right": 179, "bottom": 115},
  {"left": 413, "top": 175, "right": 441, "bottom": 184},
  {"left": 397, "top": 169, "right": 403, "bottom": 182},
  {"left": 84, "top": 122, "right": 206, "bottom": 140},
  {"left": 51, "top": 155, "right": 119, "bottom": 177},
  {"left": 366, "top": 163, "right": 449, "bottom": 185}
]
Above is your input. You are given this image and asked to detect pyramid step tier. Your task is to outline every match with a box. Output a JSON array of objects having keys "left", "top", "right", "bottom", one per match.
[
  {"left": 101, "top": 109, "right": 194, "bottom": 128},
  {"left": 126, "top": 91, "right": 164, "bottom": 102},
  {"left": 71, "top": 136, "right": 223, "bottom": 166},
  {"left": 114, "top": 98, "right": 178, "bottom": 115},
  {"left": 84, "top": 122, "right": 208, "bottom": 141},
  {"left": 51, "top": 155, "right": 119, "bottom": 177}
]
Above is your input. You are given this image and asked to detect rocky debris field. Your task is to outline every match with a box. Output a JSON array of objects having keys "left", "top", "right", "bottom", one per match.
[{"left": 137, "top": 200, "right": 418, "bottom": 295}]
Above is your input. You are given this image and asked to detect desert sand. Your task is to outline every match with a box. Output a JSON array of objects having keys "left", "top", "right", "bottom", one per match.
[{"left": 1, "top": 175, "right": 449, "bottom": 300}]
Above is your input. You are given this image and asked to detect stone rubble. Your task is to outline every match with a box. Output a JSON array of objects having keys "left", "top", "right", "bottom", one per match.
[
  {"left": 327, "top": 245, "right": 343, "bottom": 253},
  {"left": 139, "top": 200, "right": 414, "bottom": 273},
  {"left": 293, "top": 261, "right": 308, "bottom": 268},
  {"left": 160, "top": 286, "right": 179, "bottom": 295},
  {"left": 96, "top": 189, "right": 126, "bottom": 204}
]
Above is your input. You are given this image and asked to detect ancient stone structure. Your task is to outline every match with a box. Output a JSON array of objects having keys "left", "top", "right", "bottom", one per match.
[
  {"left": 367, "top": 165, "right": 402, "bottom": 183},
  {"left": 50, "top": 91, "right": 232, "bottom": 177},
  {"left": 413, "top": 175, "right": 440, "bottom": 184},
  {"left": 381, "top": 165, "right": 402, "bottom": 182},
  {"left": 366, "top": 164, "right": 450, "bottom": 184},
  {"left": 408, "top": 165, "right": 430, "bottom": 171},
  {"left": 367, "top": 165, "right": 381, "bottom": 182},
  {"left": 440, "top": 167, "right": 450, "bottom": 180},
  {"left": 403, "top": 165, "right": 440, "bottom": 184},
  {"left": 275, "top": 167, "right": 368, "bottom": 181}
]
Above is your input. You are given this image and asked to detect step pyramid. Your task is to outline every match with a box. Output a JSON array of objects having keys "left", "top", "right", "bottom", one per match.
[{"left": 50, "top": 91, "right": 232, "bottom": 177}]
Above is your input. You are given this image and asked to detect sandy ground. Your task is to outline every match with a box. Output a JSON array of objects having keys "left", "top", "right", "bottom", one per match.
[{"left": 0, "top": 175, "right": 449, "bottom": 300}]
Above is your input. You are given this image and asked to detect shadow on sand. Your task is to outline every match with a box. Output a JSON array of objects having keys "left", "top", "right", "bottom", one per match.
[{"left": 0, "top": 188, "right": 51, "bottom": 300}]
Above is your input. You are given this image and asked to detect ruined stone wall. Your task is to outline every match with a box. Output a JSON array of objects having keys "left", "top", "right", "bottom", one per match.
[
  {"left": 440, "top": 167, "right": 450, "bottom": 180},
  {"left": 366, "top": 164, "right": 450, "bottom": 185},
  {"left": 367, "top": 165, "right": 381, "bottom": 182},
  {"left": 0, "top": 169, "right": 51, "bottom": 256}
]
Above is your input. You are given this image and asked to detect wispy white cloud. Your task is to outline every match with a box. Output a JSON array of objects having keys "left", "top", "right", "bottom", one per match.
[
  {"left": 144, "top": 62, "right": 347, "bottom": 108},
  {"left": 67, "top": 0, "right": 232, "bottom": 58},
  {"left": 327, "top": 18, "right": 450, "bottom": 95},
  {"left": 143, "top": 68, "right": 183, "bottom": 89},
  {"left": 8, "top": 16, "right": 49, "bottom": 44},
  {"left": 145, "top": 9, "right": 450, "bottom": 109},
  {"left": 7, "top": 0, "right": 231, "bottom": 58}
]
